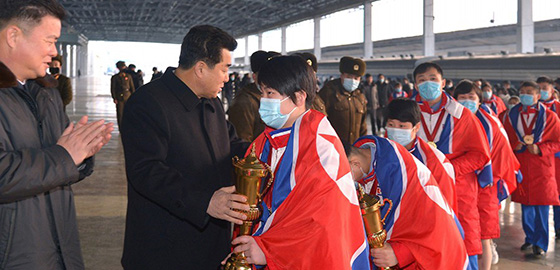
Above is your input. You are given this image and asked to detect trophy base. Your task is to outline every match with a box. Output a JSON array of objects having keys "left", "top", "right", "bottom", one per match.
[{"left": 223, "top": 252, "right": 252, "bottom": 270}]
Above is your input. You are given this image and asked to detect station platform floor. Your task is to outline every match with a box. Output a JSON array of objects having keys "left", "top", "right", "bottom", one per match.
[{"left": 67, "top": 75, "right": 560, "bottom": 269}]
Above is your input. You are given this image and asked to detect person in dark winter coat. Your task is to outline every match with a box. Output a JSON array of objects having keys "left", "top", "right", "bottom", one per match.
[
  {"left": 0, "top": 1, "right": 113, "bottom": 269},
  {"left": 319, "top": 56, "right": 368, "bottom": 145},
  {"left": 49, "top": 54, "right": 72, "bottom": 112},
  {"left": 120, "top": 25, "right": 250, "bottom": 270}
]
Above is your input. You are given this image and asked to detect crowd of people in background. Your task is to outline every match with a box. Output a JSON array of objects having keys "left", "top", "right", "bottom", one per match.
[
  {"left": 222, "top": 50, "right": 560, "bottom": 270},
  {"left": 4, "top": 1, "right": 560, "bottom": 269}
]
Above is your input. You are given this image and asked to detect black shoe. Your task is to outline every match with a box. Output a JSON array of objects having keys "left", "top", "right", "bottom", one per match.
[
  {"left": 520, "top": 243, "right": 533, "bottom": 251},
  {"left": 533, "top": 245, "right": 545, "bottom": 255}
]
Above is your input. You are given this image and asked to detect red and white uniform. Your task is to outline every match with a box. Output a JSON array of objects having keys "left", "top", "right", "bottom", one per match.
[
  {"left": 475, "top": 105, "right": 520, "bottom": 239},
  {"left": 541, "top": 98, "right": 560, "bottom": 196},
  {"left": 501, "top": 103, "right": 560, "bottom": 206},
  {"left": 416, "top": 93, "right": 491, "bottom": 256},
  {"left": 483, "top": 94, "right": 507, "bottom": 116},
  {"left": 409, "top": 137, "right": 457, "bottom": 213},
  {"left": 354, "top": 136, "right": 468, "bottom": 270},
  {"left": 250, "top": 110, "right": 370, "bottom": 270}
]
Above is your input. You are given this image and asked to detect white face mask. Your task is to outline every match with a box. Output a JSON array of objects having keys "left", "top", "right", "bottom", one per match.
[
  {"left": 343, "top": 78, "right": 360, "bottom": 92},
  {"left": 259, "top": 97, "right": 297, "bottom": 129},
  {"left": 351, "top": 164, "right": 367, "bottom": 181}
]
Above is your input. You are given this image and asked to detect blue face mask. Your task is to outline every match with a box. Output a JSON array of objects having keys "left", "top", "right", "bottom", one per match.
[
  {"left": 343, "top": 78, "right": 360, "bottom": 92},
  {"left": 519, "top": 94, "right": 535, "bottom": 106},
  {"left": 540, "top": 89, "right": 550, "bottom": 101},
  {"left": 259, "top": 97, "right": 296, "bottom": 129},
  {"left": 482, "top": 91, "right": 492, "bottom": 100},
  {"left": 395, "top": 88, "right": 403, "bottom": 93},
  {"left": 386, "top": 127, "right": 414, "bottom": 147},
  {"left": 458, "top": 99, "right": 479, "bottom": 113},
  {"left": 417, "top": 81, "right": 442, "bottom": 101}
]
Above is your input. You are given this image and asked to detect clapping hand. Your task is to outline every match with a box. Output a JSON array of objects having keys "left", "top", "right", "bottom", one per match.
[{"left": 57, "top": 116, "right": 114, "bottom": 165}]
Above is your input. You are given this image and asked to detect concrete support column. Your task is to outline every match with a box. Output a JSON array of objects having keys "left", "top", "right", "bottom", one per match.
[
  {"left": 69, "top": 45, "right": 75, "bottom": 77},
  {"left": 61, "top": 44, "right": 69, "bottom": 76},
  {"left": 517, "top": 0, "right": 534, "bottom": 53},
  {"left": 423, "top": 0, "right": 435, "bottom": 57},
  {"left": 76, "top": 46, "right": 83, "bottom": 77},
  {"left": 281, "top": 26, "right": 287, "bottom": 55},
  {"left": 257, "top": 33, "right": 263, "bottom": 50},
  {"left": 313, "top": 17, "right": 321, "bottom": 60},
  {"left": 364, "top": 1, "right": 373, "bottom": 59},
  {"left": 244, "top": 36, "right": 250, "bottom": 66},
  {"left": 84, "top": 43, "right": 89, "bottom": 75}
]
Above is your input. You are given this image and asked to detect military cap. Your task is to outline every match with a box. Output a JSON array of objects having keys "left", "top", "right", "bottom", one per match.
[
  {"left": 52, "top": 55, "right": 63, "bottom": 66},
  {"left": 250, "top": 50, "right": 281, "bottom": 73},
  {"left": 339, "top": 56, "right": 366, "bottom": 76},
  {"left": 293, "top": 52, "right": 318, "bottom": 72}
]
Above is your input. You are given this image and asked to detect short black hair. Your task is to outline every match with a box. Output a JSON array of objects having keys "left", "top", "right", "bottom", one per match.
[
  {"left": 386, "top": 98, "right": 421, "bottom": 126},
  {"left": 0, "top": 0, "right": 65, "bottom": 31},
  {"left": 519, "top": 81, "right": 539, "bottom": 93},
  {"left": 342, "top": 140, "right": 360, "bottom": 158},
  {"left": 365, "top": 73, "right": 372, "bottom": 78},
  {"left": 453, "top": 79, "right": 482, "bottom": 103},
  {"left": 257, "top": 55, "right": 316, "bottom": 109},
  {"left": 128, "top": 64, "right": 136, "bottom": 69},
  {"left": 413, "top": 62, "right": 443, "bottom": 81},
  {"left": 178, "top": 25, "right": 237, "bottom": 69},
  {"left": 52, "top": 55, "right": 63, "bottom": 65},
  {"left": 536, "top": 76, "right": 553, "bottom": 84},
  {"left": 481, "top": 83, "right": 493, "bottom": 91},
  {"left": 152, "top": 67, "right": 158, "bottom": 71},
  {"left": 116, "top": 61, "right": 126, "bottom": 69}
]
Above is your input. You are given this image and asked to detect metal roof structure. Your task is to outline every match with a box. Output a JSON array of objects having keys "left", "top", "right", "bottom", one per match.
[{"left": 59, "top": 0, "right": 369, "bottom": 43}]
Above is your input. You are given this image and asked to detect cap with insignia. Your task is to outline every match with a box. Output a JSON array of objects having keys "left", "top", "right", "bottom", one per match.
[
  {"left": 250, "top": 50, "right": 281, "bottom": 73},
  {"left": 293, "top": 52, "right": 318, "bottom": 72},
  {"left": 339, "top": 56, "right": 366, "bottom": 76}
]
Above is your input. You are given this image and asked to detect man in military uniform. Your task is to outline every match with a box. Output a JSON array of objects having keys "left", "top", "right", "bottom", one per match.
[
  {"left": 227, "top": 50, "right": 280, "bottom": 141},
  {"left": 49, "top": 55, "right": 72, "bottom": 112},
  {"left": 111, "top": 60, "right": 135, "bottom": 129},
  {"left": 294, "top": 52, "right": 327, "bottom": 116},
  {"left": 319, "top": 56, "right": 367, "bottom": 145}
]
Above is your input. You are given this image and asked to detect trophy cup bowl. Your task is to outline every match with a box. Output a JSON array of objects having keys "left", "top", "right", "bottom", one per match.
[
  {"left": 357, "top": 185, "right": 395, "bottom": 269},
  {"left": 223, "top": 145, "right": 273, "bottom": 270}
]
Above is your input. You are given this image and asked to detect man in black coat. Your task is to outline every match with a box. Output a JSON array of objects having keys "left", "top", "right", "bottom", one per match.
[
  {"left": 375, "top": 73, "right": 392, "bottom": 131},
  {"left": 120, "top": 25, "right": 250, "bottom": 270}
]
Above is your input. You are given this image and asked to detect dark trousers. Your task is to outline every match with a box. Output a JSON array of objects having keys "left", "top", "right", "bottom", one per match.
[
  {"left": 522, "top": 204, "right": 550, "bottom": 251},
  {"left": 368, "top": 109, "right": 377, "bottom": 134},
  {"left": 116, "top": 101, "right": 126, "bottom": 130},
  {"left": 553, "top": 198, "right": 560, "bottom": 234},
  {"left": 376, "top": 107, "right": 387, "bottom": 130}
]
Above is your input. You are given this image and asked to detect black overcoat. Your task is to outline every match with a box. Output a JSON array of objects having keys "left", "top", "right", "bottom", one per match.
[{"left": 121, "top": 67, "right": 248, "bottom": 269}]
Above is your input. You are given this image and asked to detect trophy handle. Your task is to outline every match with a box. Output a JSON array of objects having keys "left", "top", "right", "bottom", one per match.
[
  {"left": 380, "top": 198, "right": 393, "bottom": 225},
  {"left": 232, "top": 156, "right": 240, "bottom": 163},
  {"left": 259, "top": 163, "right": 275, "bottom": 199}
]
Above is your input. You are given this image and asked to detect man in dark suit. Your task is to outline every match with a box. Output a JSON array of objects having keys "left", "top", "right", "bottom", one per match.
[
  {"left": 120, "top": 25, "right": 250, "bottom": 270},
  {"left": 376, "top": 73, "right": 392, "bottom": 131}
]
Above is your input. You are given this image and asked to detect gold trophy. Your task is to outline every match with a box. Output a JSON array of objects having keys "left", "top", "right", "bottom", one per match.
[
  {"left": 224, "top": 145, "right": 273, "bottom": 270},
  {"left": 357, "top": 184, "right": 396, "bottom": 270}
]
